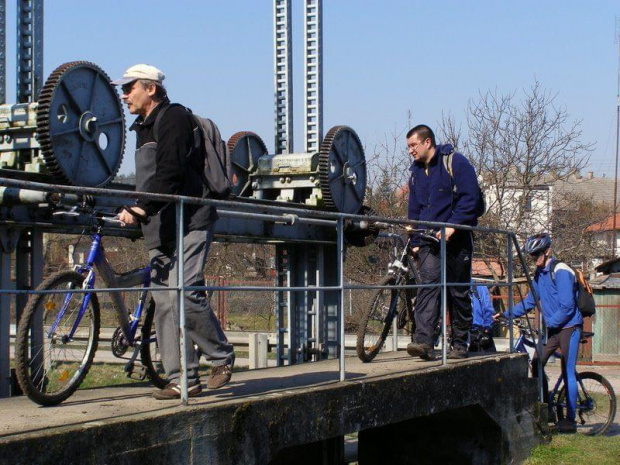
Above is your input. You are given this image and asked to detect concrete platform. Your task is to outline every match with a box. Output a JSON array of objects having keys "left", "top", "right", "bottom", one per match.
[{"left": 0, "top": 352, "right": 541, "bottom": 464}]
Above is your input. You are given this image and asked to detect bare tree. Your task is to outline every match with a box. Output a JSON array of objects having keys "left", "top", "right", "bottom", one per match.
[{"left": 438, "top": 81, "right": 595, "bottom": 265}]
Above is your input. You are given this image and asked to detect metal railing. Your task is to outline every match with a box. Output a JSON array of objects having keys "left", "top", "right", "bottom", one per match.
[{"left": 0, "top": 176, "right": 548, "bottom": 405}]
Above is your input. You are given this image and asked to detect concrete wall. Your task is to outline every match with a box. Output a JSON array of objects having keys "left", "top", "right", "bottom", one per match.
[{"left": 0, "top": 354, "right": 542, "bottom": 464}]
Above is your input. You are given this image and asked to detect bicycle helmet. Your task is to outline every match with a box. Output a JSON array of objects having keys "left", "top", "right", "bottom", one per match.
[{"left": 523, "top": 233, "right": 552, "bottom": 255}]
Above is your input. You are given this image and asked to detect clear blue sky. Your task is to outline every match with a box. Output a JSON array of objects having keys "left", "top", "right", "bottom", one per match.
[{"left": 4, "top": 1, "right": 619, "bottom": 176}]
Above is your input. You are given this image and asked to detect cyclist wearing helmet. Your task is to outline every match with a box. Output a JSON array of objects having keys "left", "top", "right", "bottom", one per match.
[{"left": 500, "top": 232, "right": 583, "bottom": 433}]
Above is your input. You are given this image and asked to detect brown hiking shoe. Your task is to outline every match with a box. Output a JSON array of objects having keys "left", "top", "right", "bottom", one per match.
[
  {"left": 406, "top": 342, "right": 434, "bottom": 361},
  {"left": 207, "top": 355, "right": 235, "bottom": 389},
  {"left": 152, "top": 381, "right": 202, "bottom": 400}
]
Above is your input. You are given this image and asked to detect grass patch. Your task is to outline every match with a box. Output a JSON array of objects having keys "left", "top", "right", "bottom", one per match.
[{"left": 526, "top": 431, "right": 620, "bottom": 465}]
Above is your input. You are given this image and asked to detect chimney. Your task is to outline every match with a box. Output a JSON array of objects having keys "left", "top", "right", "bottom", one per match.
[{"left": 588, "top": 171, "right": 594, "bottom": 180}]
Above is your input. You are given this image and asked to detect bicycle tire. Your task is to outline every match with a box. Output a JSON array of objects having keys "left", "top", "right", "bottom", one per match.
[
  {"left": 15, "top": 271, "right": 100, "bottom": 406},
  {"left": 356, "top": 275, "right": 409, "bottom": 363},
  {"left": 555, "top": 371, "right": 617, "bottom": 436},
  {"left": 140, "top": 298, "right": 168, "bottom": 388}
]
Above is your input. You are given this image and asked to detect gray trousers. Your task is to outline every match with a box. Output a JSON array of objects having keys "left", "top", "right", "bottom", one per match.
[{"left": 149, "top": 225, "right": 233, "bottom": 383}]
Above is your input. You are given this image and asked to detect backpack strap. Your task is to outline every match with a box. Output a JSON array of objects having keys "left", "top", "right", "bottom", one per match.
[
  {"left": 548, "top": 259, "right": 559, "bottom": 285},
  {"left": 153, "top": 102, "right": 186, "bottom": 142},
  {"left": 442, "top": 151, "right": 455, "bottom": 178}
]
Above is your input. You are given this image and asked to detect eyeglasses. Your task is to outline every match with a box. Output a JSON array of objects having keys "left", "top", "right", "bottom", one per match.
[
  {"left": 407, "top": 138, "right": 428, "bottom": 151},
  {"left": 121, "top": 81, "right": 136, "bottom": 95},
  {"left": 529, "top": 251, "right": 544, "bottom": 259}
]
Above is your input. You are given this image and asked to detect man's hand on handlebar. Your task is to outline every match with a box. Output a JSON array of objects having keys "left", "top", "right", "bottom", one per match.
[
  {"left": 117, "top": 206, "right": 148, "bottom": 227},
  {"left": 436, "top": 227, "right": 456, "bottom": 242}
]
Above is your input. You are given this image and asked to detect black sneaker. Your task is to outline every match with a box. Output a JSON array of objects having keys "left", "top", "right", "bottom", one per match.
[
  {"left": 557, "top": 419, "right": 577, "bottom": 434},
  {"left": 152, "top": 381, "right": 202, "bottom": 400},
  {"left": 406, "top": 342, "right": 434, "bottom": 361},
  {"left": 447, "top": 348, "right": 468, "bottom": 359}
]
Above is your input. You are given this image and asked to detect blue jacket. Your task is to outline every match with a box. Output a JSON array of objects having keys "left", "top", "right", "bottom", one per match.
[
  {"left": 472, "top": 285, "right": 494, "bottom": 328},
  {"left": 508, "top": 258, "right": 583, "bottom": 329},
  {"left": 408, "top": 144, "right": 480, "bottom": 245}
]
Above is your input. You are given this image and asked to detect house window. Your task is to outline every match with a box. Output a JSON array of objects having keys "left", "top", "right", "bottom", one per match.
[{"left": 524, "top": 193, "right": 532, "bottom": 212}]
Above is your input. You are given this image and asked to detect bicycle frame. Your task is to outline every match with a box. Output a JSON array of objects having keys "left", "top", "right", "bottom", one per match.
[{"left": 49, "top": 229, "right": 151, "bottom": 345}]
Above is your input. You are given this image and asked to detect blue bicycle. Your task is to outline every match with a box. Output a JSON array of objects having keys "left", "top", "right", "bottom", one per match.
[
  {"left": 15, "top": 211, "right": 167, "bottom": 406},
  {"left": 509, "top": 317, "right": 616, "bottom": 435}
]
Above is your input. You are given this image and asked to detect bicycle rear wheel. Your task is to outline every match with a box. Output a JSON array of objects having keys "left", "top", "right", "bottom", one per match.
[
  {"left": 356, "top": 275, "right": 412, "bottom": 363},
  {"left": 140, "top": 298, "right": 168, "bottom": 388},
  {"left": 15, "top": 271, "right": 100, "bottom": 406},
  {"left": 556, "top": 371, "right": 617, "bottom": 436}
]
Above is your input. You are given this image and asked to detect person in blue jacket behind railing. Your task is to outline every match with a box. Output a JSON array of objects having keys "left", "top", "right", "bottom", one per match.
[
  {"left": 469, "top": 284, "right": 496, "bottom": 353},
  {"left": 497, "top": 232, "right": 583, "bottom": 434},
  {"left": 405, "top": 124, "right": 482, "bottom": 361}
]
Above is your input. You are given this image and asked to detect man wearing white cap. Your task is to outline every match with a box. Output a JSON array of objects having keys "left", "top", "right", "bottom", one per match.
[{"left": 113, "top": 64, "right": 234, "bottom": 399}]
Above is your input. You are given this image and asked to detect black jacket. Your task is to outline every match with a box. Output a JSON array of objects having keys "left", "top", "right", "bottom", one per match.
[{"left": 131, "top": 98, "right": 217, "bottom": 248}]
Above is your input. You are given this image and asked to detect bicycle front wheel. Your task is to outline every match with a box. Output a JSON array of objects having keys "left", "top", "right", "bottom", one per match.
[
  {"left": 356, "top": 275, "right": 410, "bottom": 363},
  {"left": 556, "top": 371, "right": 617, "bottom": 436},
  {"left": 15, "top": 271, "right": 100, "bottom": 406},
  {"left": 140, "top": 298, "right": 168, "bottom": 388}
]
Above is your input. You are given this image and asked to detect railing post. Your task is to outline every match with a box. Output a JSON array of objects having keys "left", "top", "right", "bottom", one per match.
[
  {"left": 507, "top": 235, "right": 514, "bottom": 352},
  {"left": 337, "top": 218, "right": 345, "bottom": 381},
  {"left": 176, "top": 198, "right": 189, "bottom": 405},
  {"left": 440, "top": 226, "right": 447, "bottom": 364}
]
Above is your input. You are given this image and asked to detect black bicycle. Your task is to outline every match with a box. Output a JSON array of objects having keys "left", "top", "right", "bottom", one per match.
[{"left": 356, "top": 228, "right": 438, "bottom": 362}]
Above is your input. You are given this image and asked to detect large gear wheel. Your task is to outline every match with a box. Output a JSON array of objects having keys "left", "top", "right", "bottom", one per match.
[
  {"left": 227, "top": 131, "right": 267, "bottom": 197},
  {"left": 36, "top": 61, "right": 126, "bottom": 187},
  {"left": 318, "top": 125, "right": 366, "bottom": 214}
]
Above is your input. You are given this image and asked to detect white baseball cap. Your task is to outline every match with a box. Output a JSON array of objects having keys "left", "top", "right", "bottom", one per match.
[{"left": 111, "top": 64, "right": 165, "bottom": 86}]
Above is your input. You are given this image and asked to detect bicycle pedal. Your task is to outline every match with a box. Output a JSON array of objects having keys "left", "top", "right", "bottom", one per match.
[{"left": 124, "top": 362, "right": 147, "bottom": 381}]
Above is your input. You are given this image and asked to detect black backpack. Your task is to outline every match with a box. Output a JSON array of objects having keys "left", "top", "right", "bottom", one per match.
[
  {"left": 548, "top": 260, "right": 596, "bottom": 318},
  {"left": 443, "top": 151, "right": 486, "bottom": 217},
  {"left": 154, "top": 103, "right": 232, "bottom": 199}
]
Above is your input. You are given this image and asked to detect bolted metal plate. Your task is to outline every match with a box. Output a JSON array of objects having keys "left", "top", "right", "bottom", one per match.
[
  {"left": 36, "top": 61, "right": 125, "bottom": 187},
  {"left": 228, "top": 131, "right": 268, "bottom": 197},
  {"left": 318, "top": 125, "right": 366, "bottom": 214}
]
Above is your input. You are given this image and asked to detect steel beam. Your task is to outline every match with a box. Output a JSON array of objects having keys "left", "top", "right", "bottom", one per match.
[
  {"left": 274, "top": 0, "right": 293, "bottom": 154},
  {"left": 303, "top": 0, "right": 323, "bottom": 153}
]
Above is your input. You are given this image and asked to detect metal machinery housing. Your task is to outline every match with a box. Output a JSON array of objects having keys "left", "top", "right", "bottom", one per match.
[{"left": 0, "top": 0, "right": 373, "bottom": 396}]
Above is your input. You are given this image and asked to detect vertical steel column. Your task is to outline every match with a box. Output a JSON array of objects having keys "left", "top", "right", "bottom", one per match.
[
  {"left": 317, "top": 243, "right": 340, "bottom": 360},
  {"left": 0, "top": 0, "right": 6, "bottom": 104},
  {"left": 274, "top": 0, "right": 293, "bottom": 154},
  {"left": 275, "top": 245, "right": 292, "bottom": 366},
  {"left": 440, "top": 228, "right": 447, "bottom": 364},
  {"left": 17, "top": 0, "right": 43, "bottom": 103},
  {"left": 337, "top": 219, "right": 345, "bottom": 381},
  {"left": 0, "top": 247, "right": 10, "bottom": 397},
  {"left": 303, "top": 0, "right": 323, "bottom": 152}
]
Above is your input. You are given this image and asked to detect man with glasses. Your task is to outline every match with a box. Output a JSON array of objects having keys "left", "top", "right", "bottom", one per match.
[
  {"left": 405, "top": 124, "right": 482, "bottom": 360},
  {"left": 498, "top": 233, "right": 583, "bottom": 433},
  {"left": 113, "top": 64, "right": 235, "bottom": 399}
]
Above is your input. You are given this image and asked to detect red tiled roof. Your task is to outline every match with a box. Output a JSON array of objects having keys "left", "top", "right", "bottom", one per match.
[{"left": 586, "top": 213, "right": 620, "bottom": 233}]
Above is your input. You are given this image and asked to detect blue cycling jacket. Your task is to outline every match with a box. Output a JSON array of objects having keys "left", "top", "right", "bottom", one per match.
[
  {"left": 507, "top": 258, "right": 583, "bottom": 329},
  {"left": 408, "top": 144, "right": 480, "bottom": 246},
  {"left": 472, "top": 285, "right": 494, "bottom": 328}
]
